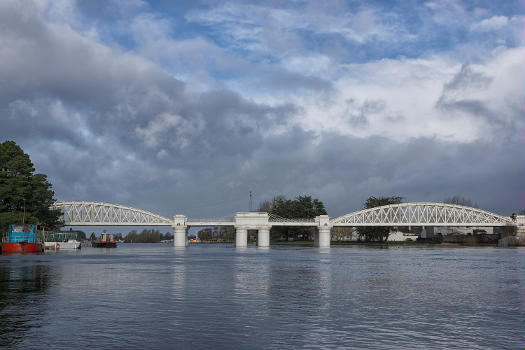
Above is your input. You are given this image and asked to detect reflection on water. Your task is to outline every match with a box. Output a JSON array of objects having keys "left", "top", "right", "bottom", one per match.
[
  {"left": 0, "top": 244, "right": 524, "bottom": 349},
  {"left": 0, "top": 260, "right": 50, "bottom": 347}
]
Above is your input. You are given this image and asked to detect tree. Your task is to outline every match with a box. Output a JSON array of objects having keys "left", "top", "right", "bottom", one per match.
[
  {"left": 196, "top": 226, "right": 234, "bottom": 242},
  {"left": 262, "top": 195, "right": 327, "bottom": 241},
  {"left": 258, "top": 200, "right": 271, "bottom": 212},
  {"left": 198, "top": 228, "right": 213, "bottom": 241},
  {"left": 124, "top": 229, "right": 163, "bottom": 243},
  {"left": 89, "top": 232, "right": 97, "bottom": 241},
  {"left": 444, "top": 195, "right": 478, "bottom": 208},
  {"left": 357, "top": 196, "right": 402, "bottom": 242},
  {"left": 218, "top": 226, "right": 235, "bottom": 241},
  {"left": 66, "top": 228, "right": 86, "bottom": 240},
  {"left": 501, "top": 223, "right": 517, "bottom": 238},
  {"left": 331, "top": 226, "right": 354, "bottom": 241},
  {"left": 76, "top": 230, "right": 86, "bottom": 240},
  {"left": 0, "top": 141, "right": 62, "bottom": 233}
]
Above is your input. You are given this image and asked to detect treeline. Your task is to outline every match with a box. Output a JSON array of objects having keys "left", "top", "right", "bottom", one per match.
[
  {"left": 124, "top": 229, "right": 173, "bottom": 243},
  {"left": 197, "top": 226, "right": 235, "bottom": 241},
  {"left": 258, "top": 194, "right": 403, "bottom": 242}
]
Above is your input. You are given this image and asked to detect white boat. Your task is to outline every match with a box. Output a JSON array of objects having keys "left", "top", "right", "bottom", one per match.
[{"left": 45, "top": 240, "right": 81, "bottom": 250}]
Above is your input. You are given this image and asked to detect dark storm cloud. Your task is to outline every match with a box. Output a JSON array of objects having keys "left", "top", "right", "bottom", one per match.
[
  {"left": 236, "top": 130, "right": 524, "bottom": 217},
  {"left": 0, "top": 0, "right": 297, "bottom": 215},
  {"left": 0, "top": 1, "right": 523, "bottom": 221}
]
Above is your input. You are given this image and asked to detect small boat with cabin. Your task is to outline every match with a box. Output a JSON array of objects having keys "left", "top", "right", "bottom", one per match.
[
  {"left": 44, "top": 230, "right": 82, "bottom": 250},
  {"left": 1, "top": 224, "right": 44, "bottom": 254},
  {"left": 92, "top": 233, "right": 117, "bottom": 248}
]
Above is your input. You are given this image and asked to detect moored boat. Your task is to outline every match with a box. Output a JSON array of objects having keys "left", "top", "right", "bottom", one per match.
[
  {"left": 92, "top": 233, "right": 117, "bottom": 248},
  {"left": 44, "top": 231, "right": 82, "bottom": 250},
  {"left": 44, "top": 240, "right": 81, "bottom": 250},
  {"left": 2, "top": 224, "right": 44, "bottom": 254}
]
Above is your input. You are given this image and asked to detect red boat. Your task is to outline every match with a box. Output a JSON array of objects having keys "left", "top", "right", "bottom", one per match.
[
  {"left": 2, "top": 224, "right": 44, "bottom": 254},
  {"left": 92, "top": 233, "right": 117, "bottom": 248}
]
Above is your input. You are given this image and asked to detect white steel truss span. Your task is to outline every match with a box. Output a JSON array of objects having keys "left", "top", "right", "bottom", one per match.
[
  {"left": 330, "top": 202, "right": 513, "bottom": 227},
  {"left": 52, "top": 202, "right": 172, "bottom": 226}
]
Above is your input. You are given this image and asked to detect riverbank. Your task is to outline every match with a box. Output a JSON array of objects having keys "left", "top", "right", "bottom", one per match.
[
  {"left": 270, "top": 240, "right": 502, "bottom": 247},
  {"left": 270, "top": 240, "right": 434, "bottom": 246},
  {"left": 192, "top": 240, "right": 518, "bottom": 247}
]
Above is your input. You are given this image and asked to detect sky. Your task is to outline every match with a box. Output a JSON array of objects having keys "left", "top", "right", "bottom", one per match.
[{"left": 0, "top": 0, "right": 524, "bottom": 221}]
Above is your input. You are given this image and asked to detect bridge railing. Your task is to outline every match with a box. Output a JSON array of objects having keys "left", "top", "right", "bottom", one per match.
[
  {"left": 187, "top": 218, "right": 235, "bottom": 223},
  {"left": 268, "top": 213, "right": 316, "bottom": 223}
]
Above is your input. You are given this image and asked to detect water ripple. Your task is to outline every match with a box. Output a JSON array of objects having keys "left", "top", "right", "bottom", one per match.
[{"left": 0, "top": 244, "right": 523, "bottom": 349}]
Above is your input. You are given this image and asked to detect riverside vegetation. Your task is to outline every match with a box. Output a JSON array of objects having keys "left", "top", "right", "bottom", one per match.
[{"left": 0, "top": 141, "right": 62, "bottom": 235}]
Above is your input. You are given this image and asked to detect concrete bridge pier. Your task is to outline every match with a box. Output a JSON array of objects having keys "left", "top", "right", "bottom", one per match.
[
  {"left": 235, "top": 227, "right": 248, "bottom": 248},
  {"left": 314, "top": 227, "right": 331, "bottom": 247},
  {"left": 257, "top": 227, "right": 270, "bottom": 247},
  {"left": 234, "top": 212, "right": 269, "bottom": 248},
  {"left": 314, "top": 215, "right": 331, "bottom": 248},
  {"left": 173, "top": 215, "right": 188, "bottom": 247}
]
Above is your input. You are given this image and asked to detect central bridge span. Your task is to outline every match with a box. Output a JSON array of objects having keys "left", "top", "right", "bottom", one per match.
[{"left": 51, "top": 201, "right": 521, "bottom": 248}]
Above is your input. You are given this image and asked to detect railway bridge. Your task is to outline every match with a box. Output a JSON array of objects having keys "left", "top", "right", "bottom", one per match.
[{"left": 51, "top": 202, "right": 524, "bottom": 248}]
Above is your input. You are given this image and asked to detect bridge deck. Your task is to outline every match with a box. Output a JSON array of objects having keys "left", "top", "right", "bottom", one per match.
[
  {"left": 65, "top": 222, "right": 173, "bottom": 226},
  {"left": 268, "top": 221, "right": 317, "bottom": 226},
  {"left": 187, "top": 221, "right": 235, "bottom": 227},
  {"left": 331, "top": 222, "right": 510, "bottom": 227}
]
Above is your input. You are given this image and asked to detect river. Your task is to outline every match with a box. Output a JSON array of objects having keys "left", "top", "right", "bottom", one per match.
[{"left": 1, "top": 244, "right": 524, "bottom": 349}]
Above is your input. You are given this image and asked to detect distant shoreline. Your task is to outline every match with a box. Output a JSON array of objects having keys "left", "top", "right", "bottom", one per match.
[
  {"left": 123, "top": 240, "right": 514, "bottom": 247},
  {"left": 267, "top": 240, "right": 499, "bottom": 247}
]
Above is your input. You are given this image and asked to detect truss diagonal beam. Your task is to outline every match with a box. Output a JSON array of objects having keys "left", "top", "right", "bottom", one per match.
[
  {"left": 52, "top": 202, "right": 172, "bottom": 226},
  {"left": 330, "top": 202, "right": 513, "bottom": 227}
]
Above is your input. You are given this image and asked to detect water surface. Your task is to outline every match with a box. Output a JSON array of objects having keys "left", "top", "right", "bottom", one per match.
[{"left": 1, "top": 244, "right": 524, "bottom": 349}]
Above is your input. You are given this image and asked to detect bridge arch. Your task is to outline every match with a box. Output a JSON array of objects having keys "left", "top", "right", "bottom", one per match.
[
  {"left": 52, "top": 201, "right": 172, "bottom": 226},
  {"left": 330, "top": 202, "right": 514, "bottom": 227}
]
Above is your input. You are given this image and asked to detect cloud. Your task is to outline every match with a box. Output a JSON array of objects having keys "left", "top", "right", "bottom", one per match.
[
  {"left": 285, "top": 46, "right": 524, "bottom": 144},
  {"left": 0, "top": 0, "right": 523, "bottom": 221},
  {"left": 471, "top": 15, "right": 509, "bottom": 32},
  {"left": 0, "top": 0, "right": 292, "bottom": 208},
  {"left": 185, "top": 1, "right": 399, "bottom": 57}
]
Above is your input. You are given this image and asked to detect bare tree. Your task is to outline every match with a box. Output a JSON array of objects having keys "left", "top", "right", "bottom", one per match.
[
  {"left": 331, "top": 226, "right": 354, "bottom": 241},
  {"left": 444, "top": 195, "right": 478, "bottom": 208},
  {"left": 258, "top": 200, "right": 271, "bottom": 212},
  {"left": 501, "top": 223, "right": 517, "bottom": 238}
]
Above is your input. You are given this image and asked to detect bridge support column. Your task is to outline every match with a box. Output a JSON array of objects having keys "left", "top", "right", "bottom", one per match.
[
  {"left": 173, "top": 226, "right": 187, "bottom": 247},
  {"left": 257, "top": 227, "right": 270, "bottom": 247},
  {"left": 235, "top": 227, "right": 248, "bottom": 248},
  {"left": 314, "top": 215, "right": 331, "bottom": 248},
  {"left": 315, "top": 227, "right": 331, "bottom": 248},
  {"left": 173, "top": 215, "right": 188, "bottom": 247}
]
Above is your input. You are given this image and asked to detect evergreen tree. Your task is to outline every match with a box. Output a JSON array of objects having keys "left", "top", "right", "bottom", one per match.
[
  {"left": 0, "top": 141, "right": 63, "bottom": 233},
  {"left": 263, "top": 195, "right": 327, "bottom": 241}
]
